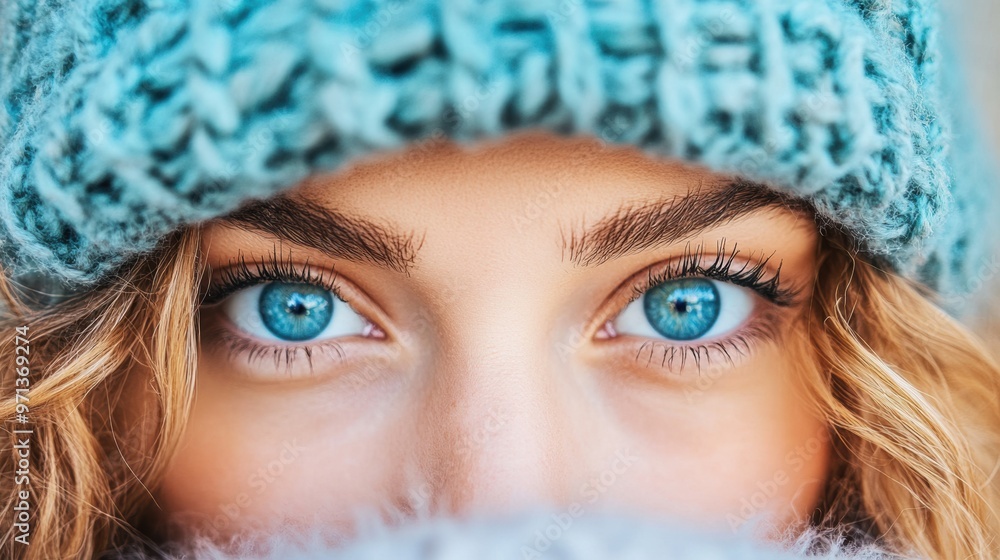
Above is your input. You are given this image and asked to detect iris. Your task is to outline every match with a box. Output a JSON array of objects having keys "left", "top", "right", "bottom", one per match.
[
  {"left": 259, "top": 283, "right": 334, "bottom": 341},
  {"left": 642, "top": 278, "right": 720, "bottom": 340}
]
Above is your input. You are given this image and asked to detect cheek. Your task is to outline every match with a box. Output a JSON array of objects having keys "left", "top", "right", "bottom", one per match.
[
  {"left": 155, "top": 332, "right": 829, "bottom": 541},
  {"left": 152, "top": 357, "right": 404, "bottom": 541},
  {"left": 598, "top": 344, "right": 830, "bottom": 531}
]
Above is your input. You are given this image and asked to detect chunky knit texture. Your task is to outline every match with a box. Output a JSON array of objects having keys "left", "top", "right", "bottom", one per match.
[
  {"left": 0, "top": 0, "right": 994, "bottom": 297},
  {"left": 103, "top": 508, "right": 898, "bottom": 559}
]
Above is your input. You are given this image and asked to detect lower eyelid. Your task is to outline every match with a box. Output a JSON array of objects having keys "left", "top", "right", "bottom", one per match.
[
  {"left": 634, "top": 325, "right": 763, "bottom": 372},
  {"left": 594, "top": 306, "right": 786, "bottom": 381},
  {"left": 203, "top": 319, "right": 342, "bottom": 370},
  {"left": 198, "top": 310, "right": 393, "bottom": 384},
  {"left": 585, "top": 258, "right": 787, "bottom": 345}
]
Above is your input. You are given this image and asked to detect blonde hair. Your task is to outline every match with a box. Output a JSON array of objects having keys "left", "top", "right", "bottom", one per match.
[
  {"left": 0, "top": 229, "right": 203, "bottom": 559},
  {"left": 1, "top": 226, "right": 998, "bottom": 559},
  {"left": 801, "top": 232, "right": 1000, "bottom": 558}
]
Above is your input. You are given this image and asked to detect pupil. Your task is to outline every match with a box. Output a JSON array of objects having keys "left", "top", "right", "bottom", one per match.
[
  {"left": 259, "top": 283, "right": 334, "bottom": 341},
  {"left": 642, "top": 278, "right": 721, "bottom": 341},
  {"left": 287, "top": 295, "right": 308, "bottom": 315}
]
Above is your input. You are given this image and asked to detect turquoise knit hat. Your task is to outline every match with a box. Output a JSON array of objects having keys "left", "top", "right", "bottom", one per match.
[{"left": 0, "top": 0, "right": 995, "bottom": 300}]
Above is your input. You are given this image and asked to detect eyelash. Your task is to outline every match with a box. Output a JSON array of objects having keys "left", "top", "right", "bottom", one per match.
[
  {"left": 202, "top": 248, "right": 342, "bottom": 306},
  {"left": 199, "top": 241, "right": 800, "bottom": 378},
  {"left": 627, "top": 238, "right": 796, "bottom": 306},
  {"left": 200, "top": 248, "right": 358, "bottom": 374},
  {"left": 608, "top": 239, "right": 800, "bottom": 376}
]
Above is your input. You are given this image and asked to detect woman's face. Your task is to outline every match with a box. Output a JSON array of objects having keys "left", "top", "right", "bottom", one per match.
[{"left": 151, "top": 131, "right": 830, "bottom": 544}]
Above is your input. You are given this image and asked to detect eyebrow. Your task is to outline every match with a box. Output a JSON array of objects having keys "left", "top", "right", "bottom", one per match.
[
  {"left": 215, "top": 194, "right": 421, "bottom": 273},
  {"left": 562, "top": 179, "right": 813, "bottom": 267}
]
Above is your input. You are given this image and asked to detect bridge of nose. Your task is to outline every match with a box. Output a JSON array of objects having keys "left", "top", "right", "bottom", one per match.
[
  {"left": 375, "top": 182, "right": 630, "bottom": 517},
  {"left": 391, "top": 326, "right": 624, "bottom": 518}
]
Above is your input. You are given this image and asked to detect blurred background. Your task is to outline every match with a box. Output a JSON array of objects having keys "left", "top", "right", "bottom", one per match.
[{"left": 942, "top": 0, "right": 999, "bottom": 350}]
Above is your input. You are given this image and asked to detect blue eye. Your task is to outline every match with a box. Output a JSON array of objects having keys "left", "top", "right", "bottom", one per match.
[
  {"left": 615, "top": 278, "right": 754, "bottom": 342},
  {"left": 259, "top": 283, "right": 334, "bottom": 341},
  {"left": 642, "top": 278, "right": 719, "bottom": 340},
  {"left": 220, "top": 282, "right": 369, "bottom": 342}
]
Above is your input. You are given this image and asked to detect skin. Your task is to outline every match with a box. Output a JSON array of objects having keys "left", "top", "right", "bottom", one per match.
[{"left": 148, "top": 130, "right": 830, "bottom": 547}]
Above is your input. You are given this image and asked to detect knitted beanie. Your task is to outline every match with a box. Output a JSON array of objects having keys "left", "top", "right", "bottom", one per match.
[
  {"left": 0, "top": 0, "right": 995, "bottom": 301},
  {"left": 102, "top": 508, "right": 897, "bottom": 559}
]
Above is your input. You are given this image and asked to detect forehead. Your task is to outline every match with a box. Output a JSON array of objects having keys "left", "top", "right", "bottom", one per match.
[
  {"left": 291, "top": 130, "right": 733, "bottom": 223},
  {"left": 205, "top": 129, "right": 817, "bottom": 285}
]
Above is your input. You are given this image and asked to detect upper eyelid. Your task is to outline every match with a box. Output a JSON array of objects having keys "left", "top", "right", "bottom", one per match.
[
  {"left": 201, "top": 245, "right": 794, "bottom": 337},
  {"left": 200, "top": 251, "right": 342, "bottom": 306},
  {"left": 627, "top": 252, "right": 788, "bottom": 305},
  {"left": 200, "top": 254, "right": 402, "bottom": 343},
  {"left": 632, "top": 256, "right": 790, "bottom": 304},
  {"left": 586, "top": 248, "right": 794, "bottom": 341},
  {"left": 201, "top": 274, "right": 344, "bottom": 311}
]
